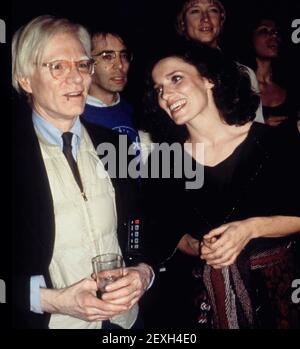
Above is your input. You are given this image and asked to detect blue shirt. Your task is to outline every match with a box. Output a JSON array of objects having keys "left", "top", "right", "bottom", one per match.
[
  {"left": 32, "top": 110, "right": 82, "bottom": 160},
  {"left": 83, "top": 96, "right": 141, "bottom": 156},
  {"left": 83, "top": 97, "right": 141, "bottom": 182}
]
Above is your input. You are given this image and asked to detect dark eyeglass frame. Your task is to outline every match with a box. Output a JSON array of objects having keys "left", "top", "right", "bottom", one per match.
[{"left": 92, "top": 50, "right": 133, "bottom": 64}]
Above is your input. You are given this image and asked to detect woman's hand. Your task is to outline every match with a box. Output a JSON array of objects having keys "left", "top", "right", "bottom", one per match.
[
  {"left": 201, "top": 216, "right": 300, "bottom": 269},
  {"left": 200, "top": 220, "right": 254, "bottom": 269}
]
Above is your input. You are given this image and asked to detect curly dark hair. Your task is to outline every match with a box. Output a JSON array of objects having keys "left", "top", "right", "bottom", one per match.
[
  {"left": 143, "top": 41, "right": 260, "bottom": 144},
  {"left": 240, "top": 15, "right": 289, "bottom": 89}
]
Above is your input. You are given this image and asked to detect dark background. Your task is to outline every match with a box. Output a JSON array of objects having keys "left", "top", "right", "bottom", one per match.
[
  {"left": 2, "top": 0, "right": 299, "bottom": 330},
  {"left": 10, "top": 0, "right": 300, "bottom": 120},
  {"left": 11, "top": 0, "right": 300, "bottom": 52},
  {"left": 11, "top": 0, "right": 300, "bottom": 60}
]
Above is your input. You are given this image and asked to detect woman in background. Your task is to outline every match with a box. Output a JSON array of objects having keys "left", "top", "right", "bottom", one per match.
[{"left": 248, "top": 17, "right": 300, "bottom": 126}]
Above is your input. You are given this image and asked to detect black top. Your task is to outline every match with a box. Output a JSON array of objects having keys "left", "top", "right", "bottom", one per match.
[
  {"left": 142, "top": 122, "right": 300, "bottom": 266},
  {"left": 263, "top": 100, "right": 289, "bottom": 119},
  {"left": 193, "top": 135, "right": 247, "bottom": 232},
  {"left": 263, "top": 91, "right": 300, "bottom": 121},
  {"left": 141, "top": 122, "right": 300, "bottom": 328}
]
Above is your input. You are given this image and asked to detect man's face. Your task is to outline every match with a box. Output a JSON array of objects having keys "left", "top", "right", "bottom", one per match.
[
  {"left": 91, "top": 34, "right": 130, "bottom": 99},
  {"left": 182, "top": 0, "right": 224, "bottom": 48},
  {"left": 19, "top": 32, "right": 91, "bottom": 128}
]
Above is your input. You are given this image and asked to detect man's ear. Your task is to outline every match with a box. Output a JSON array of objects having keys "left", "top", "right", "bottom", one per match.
[{"left": 18, "top": 76, "right": 33, "bottom": 94}]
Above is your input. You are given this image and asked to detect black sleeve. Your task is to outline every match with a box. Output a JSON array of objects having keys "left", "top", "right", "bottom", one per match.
[
  {"left": 141, "top": 157, "right": 187, "bottom": 270},
  {"left": 266, "top": 127, "right": 300, "bottom": 217},
  {"left": 243, "top": 125, "right": 300, "bottom": 219},
  {"left": 12, "top": 112, "right": 53, "bottom": 328}
]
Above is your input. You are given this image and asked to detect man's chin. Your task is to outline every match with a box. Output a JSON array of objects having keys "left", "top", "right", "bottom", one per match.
[{"left": 110, "top": 83, "right": 126, "bottom": 92}]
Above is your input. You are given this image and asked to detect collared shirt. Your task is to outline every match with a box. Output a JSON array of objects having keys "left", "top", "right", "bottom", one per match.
[
  {"left": 86, "top": 94, "right": 120, "bottom": 108},
  {"left": 32, "top": 110, "right": 82, "bottom": 160}
]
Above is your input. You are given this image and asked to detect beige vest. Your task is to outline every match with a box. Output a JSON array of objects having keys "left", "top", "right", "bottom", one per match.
[{"left": 36, "top": 126, "right": 138, "bottom": 329}]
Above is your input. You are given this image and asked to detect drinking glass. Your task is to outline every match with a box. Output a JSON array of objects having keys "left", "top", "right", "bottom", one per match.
[{"left": 92, "top": 253, "right": 123, "bottom": 298}]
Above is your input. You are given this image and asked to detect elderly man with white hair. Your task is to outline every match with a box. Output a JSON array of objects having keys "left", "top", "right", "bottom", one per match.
[{"left": 12, "top": 15, "right": 153, "bottom": 329}]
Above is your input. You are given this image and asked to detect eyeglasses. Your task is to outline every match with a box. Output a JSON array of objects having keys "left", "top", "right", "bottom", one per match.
[
  {"left": 92, "top": 50, "right": 133, "bottom": 64},
  {"left": 255, "top": 27, "right": 280, "bottom": 37},
  {"left": 42, "top": 59, "right": 95, "bottom": 80}
]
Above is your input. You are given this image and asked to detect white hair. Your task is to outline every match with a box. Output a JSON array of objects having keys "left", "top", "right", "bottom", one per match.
[{"left": 12, "top": 15, "right": 91, "bottom": 94}]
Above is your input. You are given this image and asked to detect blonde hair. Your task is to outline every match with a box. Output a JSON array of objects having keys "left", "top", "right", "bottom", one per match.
[
  {"left": 12, "top": 15, "right": 91, "bottom": 94},
  {"left": 175, "top": 0, "right": 226, "bottom": 38}
]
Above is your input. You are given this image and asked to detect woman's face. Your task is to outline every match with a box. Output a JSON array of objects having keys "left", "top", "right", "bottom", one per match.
[
  {"left": 253, "top": 19, "right": 281, "bottom": 59},
  {"left": 152, "top": 57, "right": 214, "bottom": 125}
]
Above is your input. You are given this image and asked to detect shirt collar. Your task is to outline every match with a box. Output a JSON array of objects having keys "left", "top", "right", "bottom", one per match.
[
  {"left": 32, "top": 110, "right": 82, "bottom": 151},
  {"left": 86, "top": 94, "right": 120, "bottom": 107}
]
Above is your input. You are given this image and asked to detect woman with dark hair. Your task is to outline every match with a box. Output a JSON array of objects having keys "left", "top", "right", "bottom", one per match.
[
  {"left": 247, "top": 17, "right": 300, "bottom": 126},
  {"left": 142, "top": 42, "right": 300, "bottom": 329},
  {"left": 174, "top": 0, "right": 264, "bottom": 124}
]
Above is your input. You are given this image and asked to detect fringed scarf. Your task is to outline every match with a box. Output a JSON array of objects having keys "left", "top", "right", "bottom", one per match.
[{"left": 197, "top": 241, "right": 299, "bottom": 329}]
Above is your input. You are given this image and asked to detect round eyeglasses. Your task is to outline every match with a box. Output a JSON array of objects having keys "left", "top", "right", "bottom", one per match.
[
  {"left": 42, "top": 59, "right": 95, "bottom": 80},
  {"left": 92, "top": 50, "right": 133, "bottom": 65}
]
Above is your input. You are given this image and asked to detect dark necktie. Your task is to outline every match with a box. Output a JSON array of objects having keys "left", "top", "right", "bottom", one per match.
[{"left": 62, "top": 132, "right": 87, "bottom": 201}]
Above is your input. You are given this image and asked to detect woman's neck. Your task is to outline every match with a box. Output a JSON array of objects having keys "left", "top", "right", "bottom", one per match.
[
  {"left": 184, "top": 92, "right": 251, "bottom": 150},
  {"left": 186, "top": 119, "right": 252, "bottom": 167},
  {"left": 256, "top": 58, "right": 273, "bottom": 84},
  {"left": 186, "top": 112, "right": 235, "bottom": 147}
]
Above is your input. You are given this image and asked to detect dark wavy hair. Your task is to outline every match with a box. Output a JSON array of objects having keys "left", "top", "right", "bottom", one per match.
[
  {"left": 240, "top": 15, "right": 288, "bottom": 89},
  {"left": 143, "top": 41, "right": 260, "bottom": 144}
]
